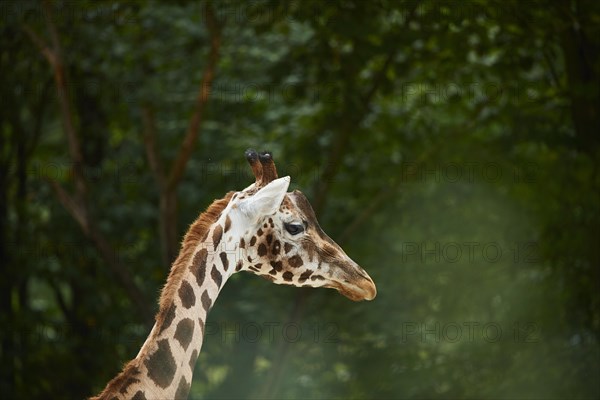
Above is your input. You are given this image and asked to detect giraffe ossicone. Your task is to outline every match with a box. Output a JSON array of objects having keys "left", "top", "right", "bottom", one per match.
[{"left": 91, "top": 149, "right": 376, "bottom": 400}]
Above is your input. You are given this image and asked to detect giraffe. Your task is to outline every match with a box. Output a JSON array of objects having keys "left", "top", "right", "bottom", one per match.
[{"left": 90, "top": 149, "right": 377, "bottom": 400}]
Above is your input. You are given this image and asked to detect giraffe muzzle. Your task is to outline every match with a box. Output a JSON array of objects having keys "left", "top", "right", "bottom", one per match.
[{"left": 332, "top": 271, "right": 377, "bottom": 302}]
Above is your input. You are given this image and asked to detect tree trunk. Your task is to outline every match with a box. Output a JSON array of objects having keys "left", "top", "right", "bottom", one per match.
[{"left": 159, "top": 190, "right": 179, "bottom": 266}]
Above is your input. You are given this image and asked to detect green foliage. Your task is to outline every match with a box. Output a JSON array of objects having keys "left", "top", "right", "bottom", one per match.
[{"left": 1, "top": 0, "right": 598, "bottom": 399}]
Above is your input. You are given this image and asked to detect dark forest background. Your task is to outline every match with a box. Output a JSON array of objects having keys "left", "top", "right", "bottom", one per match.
[{"left": 1, "top": 1, "right": 599, "bottom": 399}]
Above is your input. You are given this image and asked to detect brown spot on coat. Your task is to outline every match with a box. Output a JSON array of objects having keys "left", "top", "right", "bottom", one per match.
[
  {"left": 235, "top": 260, "right": 243, "bottom": 271},
  {"left": 174, "top": 376, "right": 190, "bottom": 400},
  {"left": 201, "top": 290, "right": 212, "bottom": 312},
  {"left": 240, "top": 238, "right": 246, "bottom": 248},
  {"left": 178, "top": 281, "right": 196, "bottom": 309},
  {"left": 212, "top": 225, "right": 223, "bottom": 250},
  {"left": 191, "top": 248, "right": 208, "bottom": 287},
  {"left": 250, "top": 236, "right": 257, "bottom": 246},
  {"left": 219, "top": 252, "right": 229, "bottom": 271},
  {"left": 211, "top": 265, "right": 223, "bottom": 288},
  {"left": 132, "top": 391, "right": 147, "bottom": 400},
  {"left": 272, "top": 240, "right": 281, "bottom": 255},
  {"left": 299, "top": 270, "right": 313, "bottom": 283},
  {"left": 174, "top": 318, "right": 195, "bottom": 351},
  {"left": 224, "top": 216, "right": 232, "bottom": 232},
  {"left": 282, "top": 271, "right": 293, "bottom": 281},
  {"left": 144, "top": 339, "right": 176, "bottom": 388},
  {"left": 288, "top": 255, "right": 303, "bottom": 268},
  {"left": 258, "top": 243, "right": 267, "bottom": 256},
  {"left": 270, "top": 261, "right": 282, "bottom": 271},
  {"left": 266, "top": 234, "right": 273, "bottom": 245},
  {"left": 284, "top": 242, "right": 293, "bottom": 253},
  {"left": 189, "top": 350, "right": 198, "bottom": 371},
  {"left": 257, "top": 228, "right": 263, "bottom": 236},
  {"left": 158, "top": 302, "right": 177, "bottom": 334}
]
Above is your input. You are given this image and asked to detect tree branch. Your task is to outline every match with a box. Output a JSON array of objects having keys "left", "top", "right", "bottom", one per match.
[
  {"left": 41, "top": 2, "right": 86, "bottom": 192},
  {"left": 22, "top": 24, "right": 56, "bottom": 66},
  {"left": 46, "top": 177, "right": 153, "bottom": 322},
  {"left": 25, "top": 0, "right": 152, "bottom": 323},
  {"left": 141, "top": 1, "right": 223, "bottom": 265},
  {"left": 27, "top": 77, "right": 53, "bottom": 159},
  {"left": 46, "top": 178, "right": 89, "bottom": 233},
  {"left": 166, "top": 2, "right": 222, "bottom": 192},
  {"left": 141, "top": 106, "right": 166, "bottom": 190}
]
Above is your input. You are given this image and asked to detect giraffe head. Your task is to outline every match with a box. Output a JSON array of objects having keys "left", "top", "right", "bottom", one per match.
[{"left": 228, "top": 149, "right": 376, "bottom": 301}]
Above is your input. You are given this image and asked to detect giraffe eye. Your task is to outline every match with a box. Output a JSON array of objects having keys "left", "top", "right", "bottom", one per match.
[{"left": 284, "top": 223, "right": 304, "bottom": 235}]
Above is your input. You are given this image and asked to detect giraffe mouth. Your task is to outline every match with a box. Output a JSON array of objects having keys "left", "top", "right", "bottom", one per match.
[{"left": 331, "top": 275, "right": 377, "bottom": 302}]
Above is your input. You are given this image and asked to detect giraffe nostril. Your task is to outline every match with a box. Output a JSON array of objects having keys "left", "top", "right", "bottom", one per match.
[{"left": 358, "top": 270, "right": 370, "bottom": 281}]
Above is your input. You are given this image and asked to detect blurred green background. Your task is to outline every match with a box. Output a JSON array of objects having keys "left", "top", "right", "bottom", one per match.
[{"left": 1, "top": 1, "right": 599, "bottom": 399}]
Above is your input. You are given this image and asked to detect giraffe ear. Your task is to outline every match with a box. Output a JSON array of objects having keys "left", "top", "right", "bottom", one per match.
[{"left": 239, "top": 176, "right": 290, "bottom": 219}]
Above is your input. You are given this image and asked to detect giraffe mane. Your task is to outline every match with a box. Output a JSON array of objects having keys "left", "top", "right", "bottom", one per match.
[
  {"left": 90, "top": 363, "right": 141, "bottom": 400},
  {"left": 157, "top": 191, "right": 234, "bottom": 318}
]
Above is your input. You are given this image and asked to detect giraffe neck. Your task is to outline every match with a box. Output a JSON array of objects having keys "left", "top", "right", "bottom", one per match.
[
  {"left": 132, "top": 220, "right": 239, "bottom": 399},
  {"left": 91, "top": 194, "right": 243, "bottom": 400}
]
